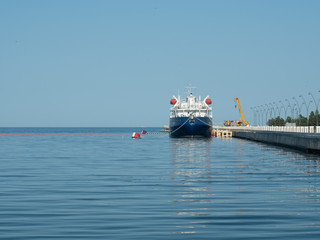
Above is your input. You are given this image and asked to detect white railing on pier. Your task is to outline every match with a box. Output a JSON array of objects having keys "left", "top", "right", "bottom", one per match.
[{"left": 212, "top": 126, "right": 320, "bottom": 134}]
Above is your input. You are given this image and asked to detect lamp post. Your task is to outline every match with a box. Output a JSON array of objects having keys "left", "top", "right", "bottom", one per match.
[
  {"left": 293, "top": 103, "right": 298, "bottom": 125},
  {"left": 307, "top": 100, "right": 313, "bottom": 125},
  {"left": 269, "top": 103, "right": 276, "bottom": 119},
  {"left": 255, "top": 107, "right": 259, "bottom": 126},
  {"left": 299, "top": 95, "right": 307, "bottom": 126},
  {"left": 261, "top": 105, "right": 267, "bottom": 125},
  {"left": 259, "top": 105, "right": 267, "bottom": 125},
  {"left": 292, "top": 97, "right": 302, "bottom": 126},
  {"left": 265, "top": 104, "right": 272, "bottom": 125},
  {"left": 308, "top": 91, "right": 320, "bottom": 126},
  {"left": 285, "top": 98, "right": 293, "bottom": 119},
  {"left": 250, "top": 107, "right": 256, "bottom": 126},
  {"left": 273, "top": 102, "right": 281, "bottom": 125},
  {"left": 273, "top": 102, "right": 281, "bottom": 117},
  {"left": 256, "top": 106, "right": 261, "bottom": 125},
  {"left": 255, "top": 106, "right": 260, "bottom": 125},
  {"left": 299, "top": 95, "right": 312, "bottom": 126},
  {"left": 279, "top": 100, "right": 287, "bottom": 120}
]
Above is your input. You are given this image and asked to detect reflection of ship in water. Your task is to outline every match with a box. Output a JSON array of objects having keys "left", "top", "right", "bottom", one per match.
[{"left": 170, "top": 138, "right": 213, "bottom": 235}]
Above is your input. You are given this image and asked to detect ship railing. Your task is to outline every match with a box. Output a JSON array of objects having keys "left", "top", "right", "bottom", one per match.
[
  {"left": 213, "top": 126, "right": 320, "bottom": 134},
  {"left": 170, "top": 109, "right": 211, "bottom": 118},
  {"left": 171, "top": 109, "right": 211, "bottom": 115}
]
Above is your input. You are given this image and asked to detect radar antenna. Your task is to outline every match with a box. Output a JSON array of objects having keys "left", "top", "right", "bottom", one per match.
[{"left": 185, "top": 85, "right": 196, "bottom": 95}]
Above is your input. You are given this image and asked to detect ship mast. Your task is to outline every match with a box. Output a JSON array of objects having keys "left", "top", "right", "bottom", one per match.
[{"left": 185, "top": 85, "right": 196, "bottom": 95}]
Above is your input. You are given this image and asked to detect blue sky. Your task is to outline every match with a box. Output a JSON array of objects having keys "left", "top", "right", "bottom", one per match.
[{"left": 1, "top": 0, "right": 320, "bottom": 127}]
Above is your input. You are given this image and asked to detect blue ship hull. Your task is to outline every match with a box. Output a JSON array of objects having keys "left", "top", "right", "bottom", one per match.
[{"left": 169, "top": 117, "right": 212, "bottom": 138}]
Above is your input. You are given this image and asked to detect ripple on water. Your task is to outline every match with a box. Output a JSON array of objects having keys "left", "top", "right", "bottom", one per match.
[{"left": 0, "top": 128, "right": 320, "bottom": 239}]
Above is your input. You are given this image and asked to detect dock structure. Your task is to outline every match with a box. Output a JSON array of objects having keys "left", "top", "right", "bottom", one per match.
[
  {"left": 213, "top": 126, "right": 320, "bottom": 154},
  {"left": 212, "top": 129, "right": 232, "bottom": 138}
]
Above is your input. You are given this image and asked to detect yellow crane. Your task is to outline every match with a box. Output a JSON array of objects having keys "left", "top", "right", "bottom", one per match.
[
  {"left": 234, "top": 98, "right": 249, "bottom": 126},
  {"left": 224, "top": 98, "right": 250, "bottom": 127}
]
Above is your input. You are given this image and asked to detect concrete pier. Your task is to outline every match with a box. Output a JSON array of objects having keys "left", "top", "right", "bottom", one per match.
[
  {"left": 212, "top": 129, "right": 232, "bottom": 138},
  {"left": 213, "top": 126, "right": 320, "bottom": 154}
]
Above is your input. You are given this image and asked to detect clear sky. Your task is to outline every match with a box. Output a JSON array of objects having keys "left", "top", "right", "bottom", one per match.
[{"left": 1, "top": 0, "right": 320, "bottom": 127}]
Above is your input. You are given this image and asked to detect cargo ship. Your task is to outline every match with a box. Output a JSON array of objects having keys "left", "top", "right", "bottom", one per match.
[{"left": 169, "top": 89, "right": 213, "bottom": 138}]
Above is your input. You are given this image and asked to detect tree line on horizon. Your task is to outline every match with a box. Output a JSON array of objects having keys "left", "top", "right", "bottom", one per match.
[{"left": 267, "top": 110, "right": 320, "bottom": 126}]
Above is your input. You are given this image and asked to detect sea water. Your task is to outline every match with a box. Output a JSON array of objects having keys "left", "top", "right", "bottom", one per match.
[{"left": 1, "top": 127, "right": 320, "bottom": 239}]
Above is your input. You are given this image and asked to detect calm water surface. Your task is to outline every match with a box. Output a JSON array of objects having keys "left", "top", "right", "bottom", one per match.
[{"left": 1, "top": 127, "right": 320, "bottom": 239}]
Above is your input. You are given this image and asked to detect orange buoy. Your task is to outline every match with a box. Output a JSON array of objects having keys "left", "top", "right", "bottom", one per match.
[
  {"left": 205, "top": 98, "right": 212, "bottom": 105},
  {"left": 170, "top": 98, "right": 177, "bottom": 105}
]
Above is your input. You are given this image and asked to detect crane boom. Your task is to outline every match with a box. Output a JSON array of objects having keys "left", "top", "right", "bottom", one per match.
[{"left": 235, "top": 98, "right": 249, "bottom": 126}]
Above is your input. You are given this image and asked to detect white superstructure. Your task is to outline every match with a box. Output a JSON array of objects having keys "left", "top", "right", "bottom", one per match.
[{"left": 170, "top": 92, "right": 213, "bottom": 118}]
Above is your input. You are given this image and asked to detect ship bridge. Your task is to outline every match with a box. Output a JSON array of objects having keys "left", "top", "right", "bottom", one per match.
[{"left": 170, "top": 92, "right": 212, "bottom": 118}]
